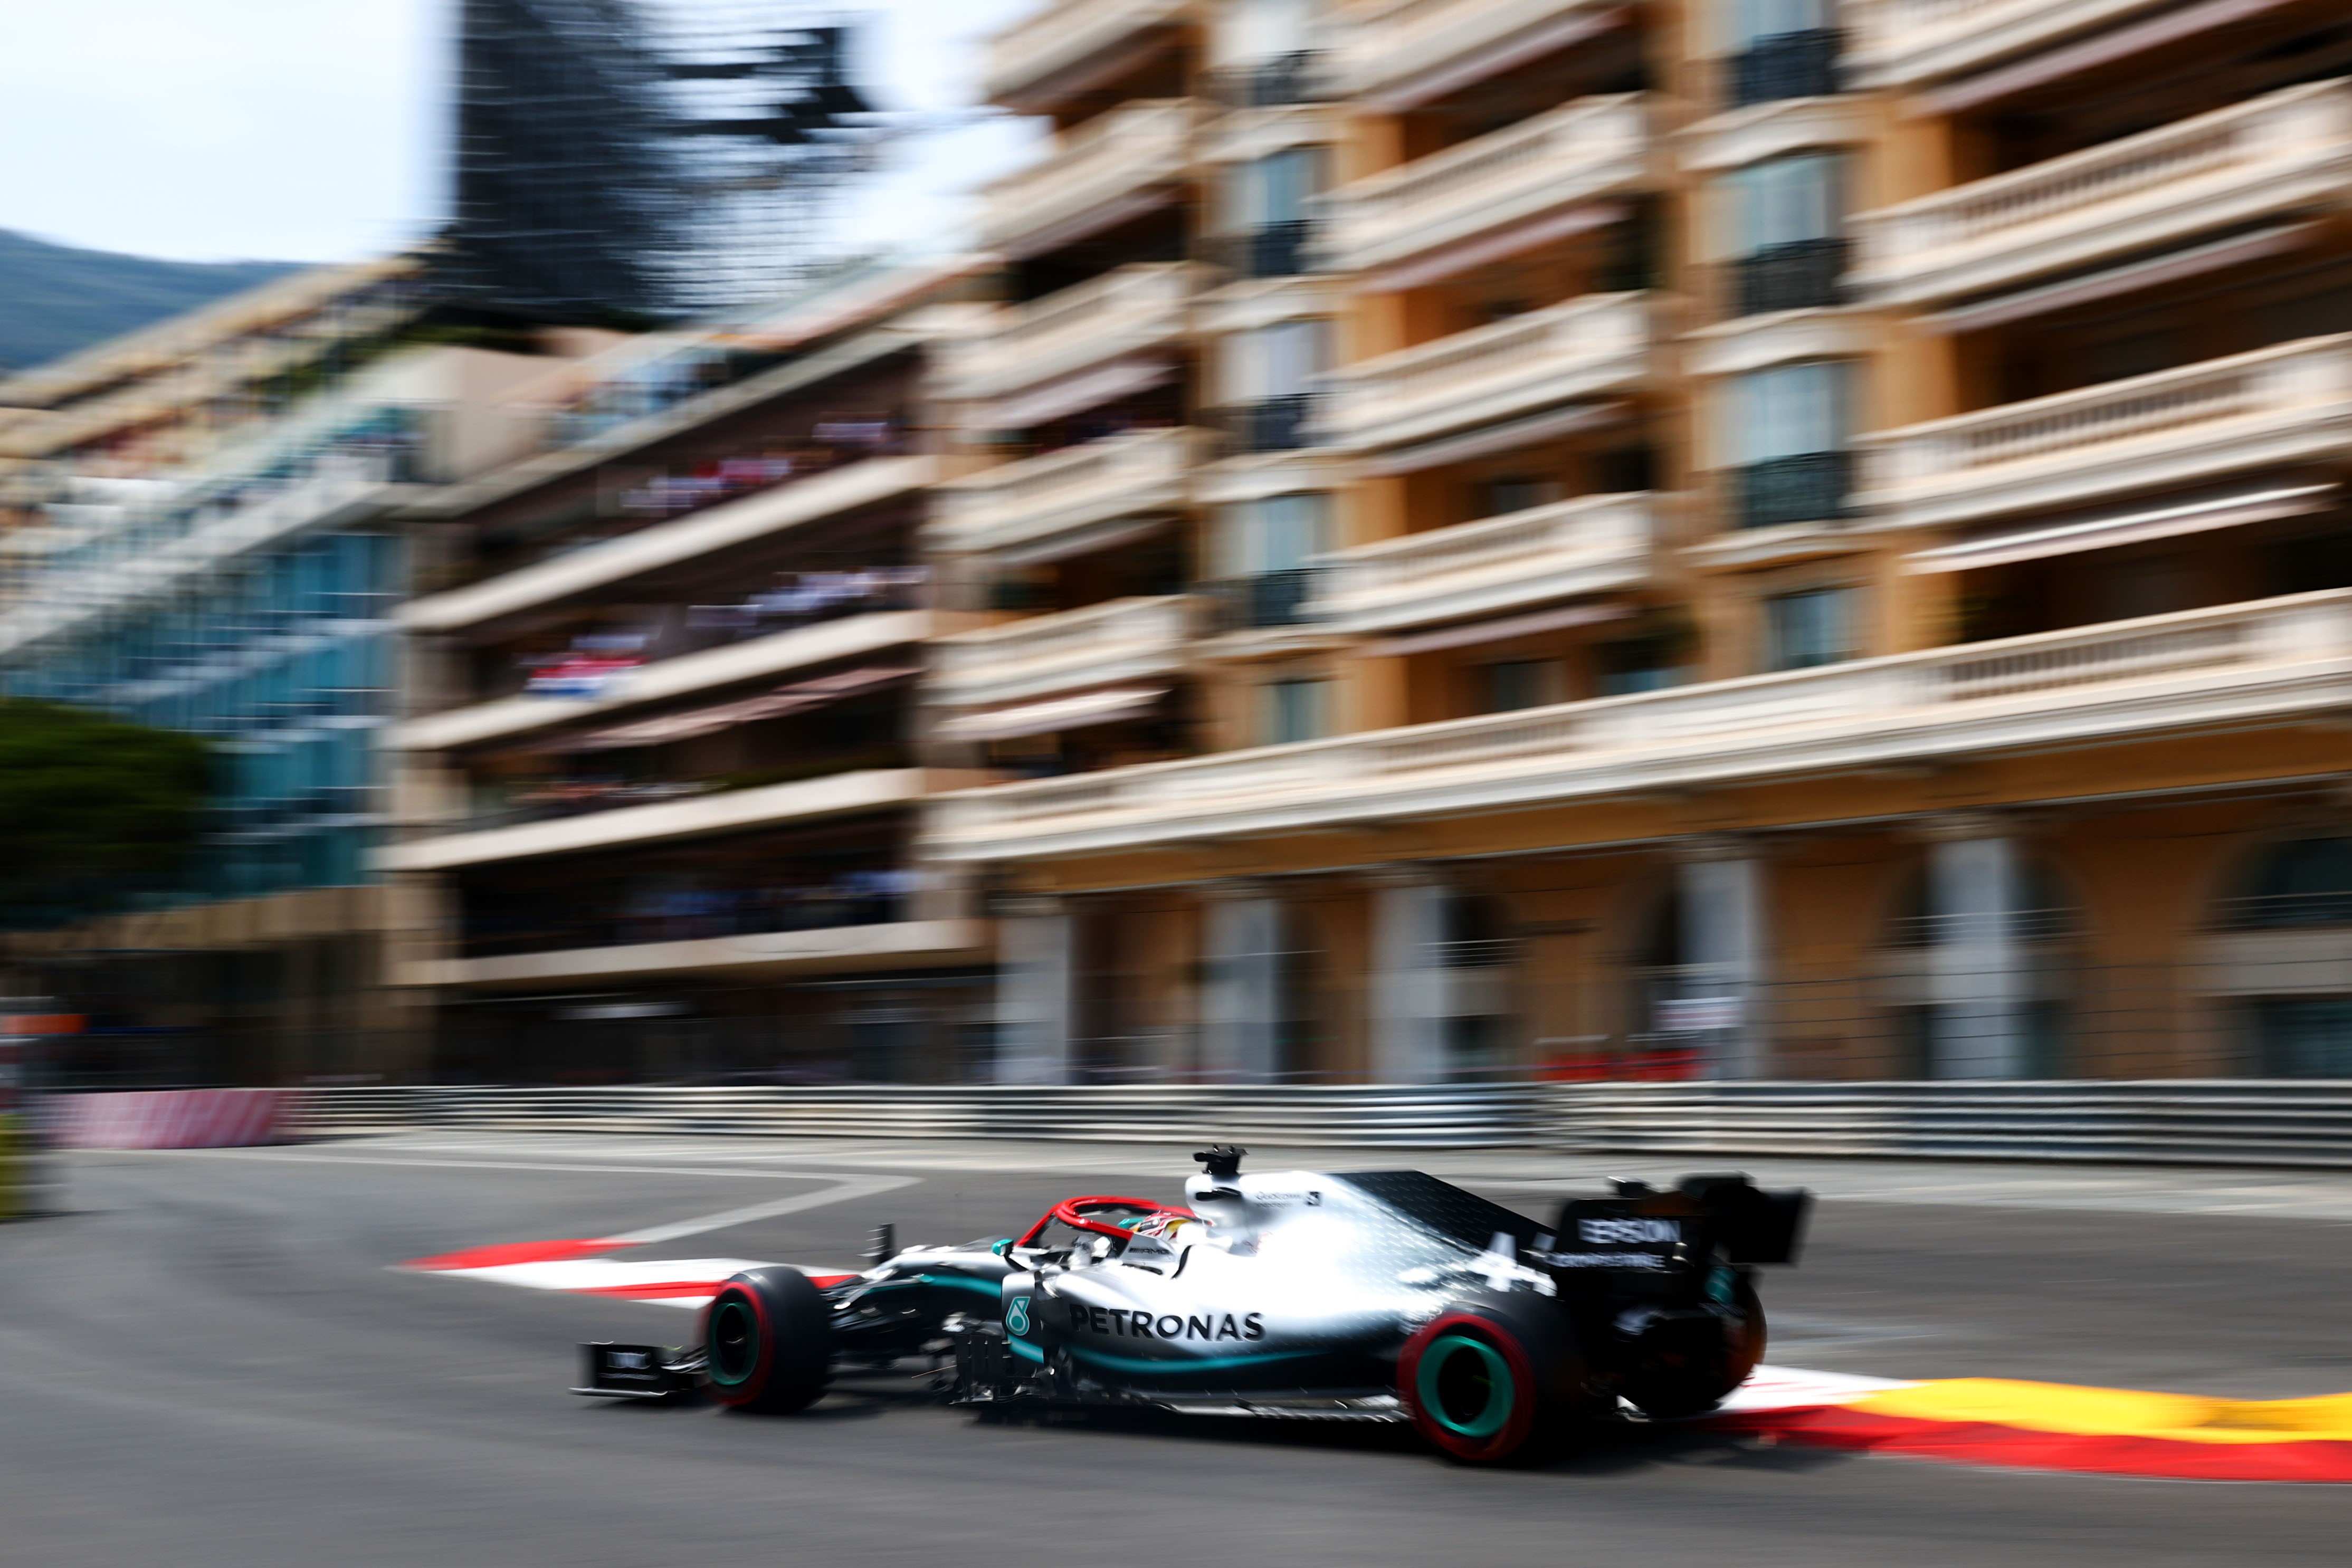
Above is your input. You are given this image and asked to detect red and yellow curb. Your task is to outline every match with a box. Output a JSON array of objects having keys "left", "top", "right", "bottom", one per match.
[{"left": 1723, "top": 1374, "right": 2352, "bottom": 1483}]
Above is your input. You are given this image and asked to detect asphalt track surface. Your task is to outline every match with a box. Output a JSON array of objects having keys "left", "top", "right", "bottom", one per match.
[{"left": 5, "top": 1135, "right": 2351, "bottom": 1567}]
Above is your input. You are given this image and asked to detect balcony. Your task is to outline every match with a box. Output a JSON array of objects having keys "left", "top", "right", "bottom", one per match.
[
  {"left": 411, "top": 919, "right": 989, "bottom": 989},
  {"left": 378, "top": 769, "right": 950, "bottom": 873},
  {"left": 388, "top": 609, "right": 941, "bottom": 754},
  {"left": 982, "top": 0, "right": 1192, "bottom": 112},
  {"left": 402, "top": 454, "right": 936, "bottom": 634},
  {"left": 1216, "top": 394, "right": 1318, "bottom": 453},
  {"left": 1304, "top": 492, "right": 1655, "bottom": 634},
  {"left": 1327, "top": 0, "right": 1622, "bottom": 109},
  {"left": 1856, "top": 336, "right": 2352, "bottom": 531},
  {"left": 1734, "top": 451, "right": 1853, "bottom": 530},
  {"left": 931, "top": 426, "right": 1207, "bottom": 561},
  {"left": 931, "top": 595, "right": 1195, "bottom": 711},
  {"left": 1320, "top": 293, "right": 1651, "bottom": 452},
  {"left": 1317, "top": 95, "right": 1647, "bottom": 278},
  {"left": 927, "top": 590, "right": 2352, "bottom": 861},
  {"left": 977, "top": 99, "right": 1197, "bottom": 261},
  {"left": 944, "top": 264, "right": 1202, "bottom": 418},
  {"left": 1729, "top": 237, "right": 1847, "bottom": 316},
  {"left": 1726, "top": 29, "right": 1842, "bottom": 108},
  {"left": 1848, "top": 0, "right": 2180, "bottom": 91},
  {"left": 1850, "top": 80, "right": 2352, "bottom": 307}
]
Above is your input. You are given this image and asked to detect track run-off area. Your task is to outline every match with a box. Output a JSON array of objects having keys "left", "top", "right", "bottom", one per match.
[{"left": 6, "top": 1134, "right": 2351, "bottom": 1566}]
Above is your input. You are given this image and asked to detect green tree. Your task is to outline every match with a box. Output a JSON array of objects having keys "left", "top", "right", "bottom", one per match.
[{"left": 0, "top": 699, "right": 210, "bottom": 924}]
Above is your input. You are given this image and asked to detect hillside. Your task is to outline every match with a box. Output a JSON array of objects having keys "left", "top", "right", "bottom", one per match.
[{"left": 0, "top": 229, "right": 303, "bottom": 377}]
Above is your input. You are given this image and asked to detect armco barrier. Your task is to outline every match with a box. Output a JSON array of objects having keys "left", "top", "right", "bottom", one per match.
[
  {"left": 294, "top": 1083, "right": 1547, "bottom": 1147},
  {"left": 283, "top": 1079, "right": 2352, "bottom": 1167},
  {"left": 1551, "top": 1081, "right": 2352, "bottom": 1168}
]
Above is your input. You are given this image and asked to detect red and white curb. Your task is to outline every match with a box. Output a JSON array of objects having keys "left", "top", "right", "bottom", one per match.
[{"left": 404, "top": 1237, "right": 856, "bottom": 1307}]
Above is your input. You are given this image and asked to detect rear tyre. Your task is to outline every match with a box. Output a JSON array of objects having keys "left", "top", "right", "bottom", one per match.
[
  {"left": 703, "top": 1267, "right": 832, "bottom": 1413},
  {"left": 1618, "top": 1271, "right": 1766, "bottom": 1420},
  {"left": 1399, "top": 1293, "right": 1591, "bottom": 1464}
]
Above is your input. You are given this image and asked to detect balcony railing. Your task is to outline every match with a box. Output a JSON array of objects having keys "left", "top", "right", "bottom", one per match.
[
  {"left": 1204, "top": 569, "right": 1322, "bottom": 629},
  {"left": 1206, "top": 51, "right": 1326, "bottom": 108},
  {"left": 1317, "top": 94, "right": 1646, "bottom": 275},
  {"left": 1849, "top": 0, "right": 2180, "bottom": 91},
  {"left": 944, "top": 263, "right": 1203, "bottom": 406},
  {"left": 927, "top": 590, "right": 2352, "bottom": 859},
  {"left": 1728, "top": 29, "right": 1842, "bottom": 108},
  {"left": 982, "top": 0, "right": 1192, "bottom": 109},
  {"left": 1850, "top": 79, "right": 2352, "bottom": 306},
  {"left": 1215, "top": 394, "right": 1318, "bottom": 453},
  {"left": 1207, "top": 221, "right": 1315, "bottom": 279},
  {"left": 932, "top": 426, "right": 1207, "bottom": 559},
  {"left": 1857, "top": 334, "right": 2352, "bottom": 531},
  {"left": 1306, "top": 492, "right": 1655, "bottom": 633},
  {"left": 1734, "top": 451, "right": 1852, "bottom": 530},
  {"left": 932, "top": 594, "right": 1195, "bottom": 710},
  {"left": 1321, "top": 293, "right": 1651, "bottom": 451},
  {"left": 1327, "top": 0, "right": 1620, "bottom": 106},
  {"left": 978, "top": 99, "right": 1197, "bottom": 258},
  {"left": 1730, "top": 237, "right": 1847, "bottom": 316}
]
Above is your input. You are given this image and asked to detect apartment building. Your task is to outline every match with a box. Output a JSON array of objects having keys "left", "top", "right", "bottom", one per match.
[
  {"left": 0, "top": 257, "right": 588, "bottom": 1084},
  {"left": 383, "top": 260, "right": 997, "bottom": 1083},
  {"left": 926, "top": 0, "right": 2352, "bottom": 1084}
]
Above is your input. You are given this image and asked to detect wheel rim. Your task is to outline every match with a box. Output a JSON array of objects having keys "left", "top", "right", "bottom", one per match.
[
  {"left": 709, "top": 1296, "right": 759, "bottom": 1385},
  {"left": 1417, "top": 1333, "right": 1514, "bottom": 1440}
]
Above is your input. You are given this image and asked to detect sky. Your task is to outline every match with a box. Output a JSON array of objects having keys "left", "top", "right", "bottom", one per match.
[{"left": 0, "top": 0, "right": 1041, "bottom": 266}]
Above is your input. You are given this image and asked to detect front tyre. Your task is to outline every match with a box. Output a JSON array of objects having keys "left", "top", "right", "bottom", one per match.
[
  {"left": 1399, "top": 1294, "right": 1590, "bottom": 1464},
  {"left": 704, "top": 1267, "right": 832, "bottom": 1413}
]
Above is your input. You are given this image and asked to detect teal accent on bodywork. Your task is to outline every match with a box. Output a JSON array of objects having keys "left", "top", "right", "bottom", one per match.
[
  {"left": 990, "top": 1239, "right": 1014, "bottom": 1257},
  {"left": 1008, "top": 1336, "right": 1044, "bottom": 1363},
  {"left": 1066, "top": 1344, "right": 1320, "bottom": 1376},
  {"left": 916, "top": 1273, "right": 1006, "bottom": 1298}
]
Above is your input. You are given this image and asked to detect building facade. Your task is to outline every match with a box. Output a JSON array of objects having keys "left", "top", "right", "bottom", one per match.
[
  {"left": 383, "top": 260, "right": 999, "bottom": 1083},
  {"left": 0, "top": 260, "right": 613, "bottom": 1084},
  {"left": 925, "top": 0, "right": 2352, "bottom": 1084}
]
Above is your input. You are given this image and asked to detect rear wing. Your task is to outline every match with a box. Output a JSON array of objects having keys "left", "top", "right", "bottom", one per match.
[{"left": 1542, "top": 1173, "right": 1811, "bottom": 1276}]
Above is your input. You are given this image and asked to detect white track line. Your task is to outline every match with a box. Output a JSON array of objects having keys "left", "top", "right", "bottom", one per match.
[{"left": 607, "top": 1173, "right": 916, "bottom": 1245}]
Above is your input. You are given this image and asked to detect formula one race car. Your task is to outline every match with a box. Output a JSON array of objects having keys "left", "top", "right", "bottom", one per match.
[{"left": 577, "top": 1147, "right": 1810, "bottom": 1463}]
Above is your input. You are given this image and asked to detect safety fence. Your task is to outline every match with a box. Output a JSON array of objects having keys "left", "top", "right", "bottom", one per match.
[
  {"left": 34, "top": 1081, "right": 2352, "bottom": 1169},
  {"left": 260, "top": 1080, "right": 2352, "bottom": 1167}
]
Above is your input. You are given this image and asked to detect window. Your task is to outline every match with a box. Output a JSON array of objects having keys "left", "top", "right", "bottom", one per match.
[
  {"left": 1225, "top": 0, "right": 1315, "bottom": 64},
  {"left": 1726, "top": 0, "right": 1839, "bottom": 106},
  {"left": 1261, "top": 676, "right": 1329, "bottom": 745},
  {"left": 1732, "top": 360, "right": 1846, "bottom": 464},
  {"left": 1763, "top": 586, "right": 1853, "bottom": 670},
  {"left": 1725, "top": 154, "right": 1844, "bottom": 314},
  {"left": 1224, "top": 319, "right": 1329, "bottom": 448},
  {"left": 2227, "top": 837, "right": 2352, "bottom": 929},
  {"left": 1729, "top": 154, "right": 1841, "bottom": 256},
  {"left": 1728, "top": 0, "right": 1832, "bottom": 47},
  {"left": 1728, "top": 361, "right": 1852, "bottom": 528},
  {"left": 1221, "top": 148, "right": 1323, "bottom": 275},
  {"left": 1218, "top": 492, "right": 1330, "bottom": 578},
  {"left": 1226, "top": 319, "right": 1329, "bottom": 403},
  {"left": 1481, "top": 659, "right": 1560, "bottom": 713}
]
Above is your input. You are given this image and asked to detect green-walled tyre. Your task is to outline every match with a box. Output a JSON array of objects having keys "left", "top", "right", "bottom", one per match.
[
  {"left": 703, "top": 1268, "right": 832, "bottom": 1413},
  {"left": 1399, "top": 1294, "right": 1589, "bottom": 1464}
]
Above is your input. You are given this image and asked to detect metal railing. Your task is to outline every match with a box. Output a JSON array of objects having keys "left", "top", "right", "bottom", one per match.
[
  {"left": 1732, "top": 450, "right": 1852, "bottom": 529},
  {"left": 279, "top": 1079, "right": 2352, "bottom": 1166},
  {"left": 1729, "top": 29, "right": 1843, "bottom": 107},
  {"left": 1730, "top": 237, "right": 1847, "bottom": 316}
]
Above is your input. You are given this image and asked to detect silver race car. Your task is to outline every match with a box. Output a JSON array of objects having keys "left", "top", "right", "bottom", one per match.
[{"left": 577, "top": 1146, "right": 1810, "bottom": 1463}]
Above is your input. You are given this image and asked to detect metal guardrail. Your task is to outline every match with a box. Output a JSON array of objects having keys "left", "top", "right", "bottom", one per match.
[
  {"left": 1551, "top": 1081, "right": 2352, "bottom": 1169},
  {"left": 293, "top": 1083, "right": 1549, "bottom": 1148},
  {"left": 286, "top": 1081, "right": 2352, "bottom": 1167}
]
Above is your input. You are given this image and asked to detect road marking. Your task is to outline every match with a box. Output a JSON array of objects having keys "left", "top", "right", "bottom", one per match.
[
  {"left": 103, "top": 1147, "right": 910, "bottom": 1183},
  {"left": 606, "top": 1172, "right": 916, "bottom": 1245}
]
